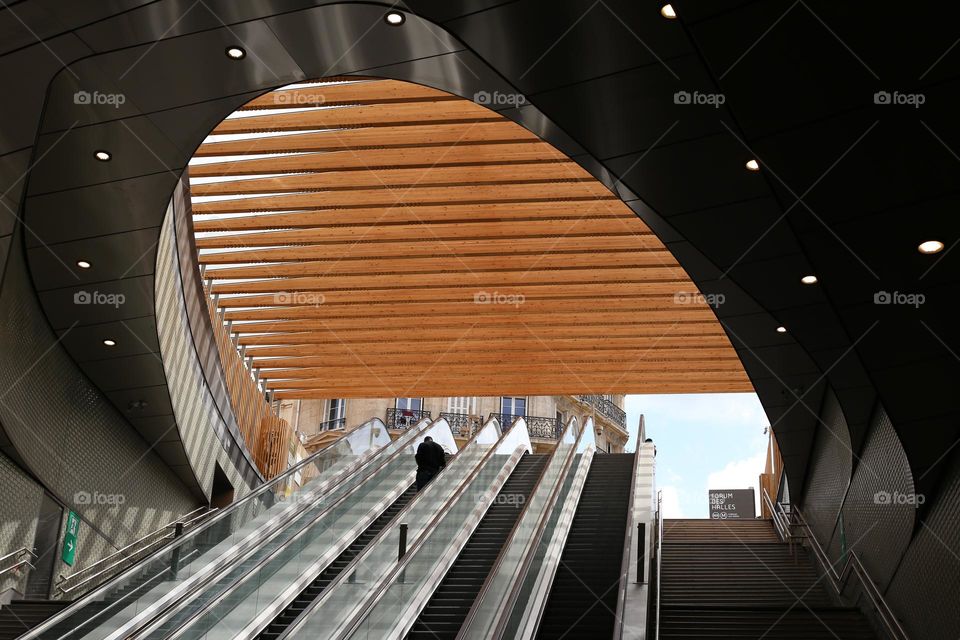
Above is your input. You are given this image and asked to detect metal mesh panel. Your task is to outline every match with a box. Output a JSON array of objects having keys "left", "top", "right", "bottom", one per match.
[
  {"left": 801, "top": 389, "right": 852, "bottom": 547},
  {"left": 155, "top": 207, "right": 255, "bottom": 499},
  {"left": 0, "top": 237, "right": 196, "bottom": 570},
  {"left": 829, "top": 406, "right": 915, "bottom": 590},
  {"left": 885, "top": 457, "right": 960, "bottom": 640}
]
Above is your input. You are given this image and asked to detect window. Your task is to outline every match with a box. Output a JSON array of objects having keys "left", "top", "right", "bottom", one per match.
[
  {"left": 325, "top": 398, "right": 345, "bottom": 429},
  {"left": 396, "top": 398, "right": 423, "bottom": 411},
  {"left": 447, "top": 396, "right": 477, "bottom": 414},
  {"left": 501, "top": 397, "right": 526, "bottom": 418}
]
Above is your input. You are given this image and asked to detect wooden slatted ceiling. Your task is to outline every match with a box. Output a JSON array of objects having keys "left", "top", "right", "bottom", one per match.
[{"left": 191, "top": 78, "right": 752, "bottom": 398}]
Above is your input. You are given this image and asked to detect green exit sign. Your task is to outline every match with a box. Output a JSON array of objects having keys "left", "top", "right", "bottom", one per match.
[{"left": 62, "top": 511, "right": 80, "bottom": 566}]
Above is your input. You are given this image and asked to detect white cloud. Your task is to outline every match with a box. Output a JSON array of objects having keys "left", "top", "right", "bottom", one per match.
[
  {"left": 705, "top": 446, "right": 768, "bottom": 515},
  {"left": 659, "top": 485, "right": 684, "bottom": 518}
]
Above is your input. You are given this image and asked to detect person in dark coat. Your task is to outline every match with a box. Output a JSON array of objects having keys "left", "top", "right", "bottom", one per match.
[{"left": 415, "top": 436, "right": 446, "bottom": 490}]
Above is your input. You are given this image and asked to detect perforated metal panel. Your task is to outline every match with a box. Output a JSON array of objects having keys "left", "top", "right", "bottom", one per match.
[
  {"left": 0, "top": 233, "right": 196, "bottom": 570},
  {"left": 801, "top": 389, "right": 852, "bottom": 545},
  {"left": 830, "top": 406, "right": 915, "bottom": 590},
  {"left": 886, "top": 456, "right": 960, "bottom": 640},
  {"left": 0, "top": 451, "right": 43, "bottom": 594},
  {"left": 155, "top": 206, "right": 256, "bottom": 499}
]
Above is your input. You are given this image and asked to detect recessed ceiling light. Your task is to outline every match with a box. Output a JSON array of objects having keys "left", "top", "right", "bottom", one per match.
[
  {"left": 745, "top": 159, "right": 760, "bottom": 171},
  {"left": 918, "top": 240, "right": 944, "bottom": 254},
  {"left": 660, "top": 4, "right": 677, "bottom": 19},
  {"left": 103, "top": 339, "right": 117, "bottom": 346},
  {"left": 94, "top": 150, "right": 111, "bottom": 162},
  {"left": 225, "top": 46, "right": 246, "bottom": 60},
  {"left": 776, "top": 326, "right": 787, "bottom": 334},
  {"left": 385, "top": 11, "right": 405, "bottom": 25},
  {"left": 77, "top": 260, "right": 91, "bottom": 269},
  {"left": 801, "top": 275, "right": 818, "bottom": 285}
]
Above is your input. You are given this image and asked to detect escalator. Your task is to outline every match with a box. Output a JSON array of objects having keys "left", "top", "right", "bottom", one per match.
[
  {"left": 256, "top": 484, "right": 417, "bottom": 640},
  {"left": 406, "top": 454, "right": 549, "bottom": 639},
  {"left": 534, "top": 453, "right": 634, "bottom": 639}
]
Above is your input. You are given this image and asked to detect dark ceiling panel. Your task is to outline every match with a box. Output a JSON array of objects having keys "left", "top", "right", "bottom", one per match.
[
  {"left": 38, "top": 274, "right": 155, "bottom": 329},
  {"left": 128, "top": 415, "right": 181, "bottom": 445},
  {"left": 265, "top": 5, "right": 459, "bottom": 79},
  {"left": 529, "top": 55, "right": 725, "bottom": 160},
  {"left": 56, "top": 316, "right": 160, "bottom": 361},
  {"left": 607, "top": 133, "right": 770, "bottom": 215},
  {"left": 25, "top": 172, "right": 179, "bottom": 247},
  {"left": 442, "top": 0, "right": 691, "bottom": 95},
  {"left": 107, "top": 384, "right": 174, "bottom": 419},
  {"left": 85, "top": 353, "right": 167, "bottom": 391},
  {"left": 667, "top": 197, "right": 801, "bottom": 269},
  {"left": 27, "top": 116, "right": 184, "bottom": 195},
  {"left": 28, "top": 227, "right": 161, "bottom": 291}
]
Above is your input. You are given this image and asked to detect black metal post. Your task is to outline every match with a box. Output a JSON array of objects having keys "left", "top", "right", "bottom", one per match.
[
  {"left": 637, "top": 522, "right": 645, "bottom": 583},
  {"left": 169, "top": 522, "right": 184, "bottom": 579},
  {"left": 398, "top": 523, "right": 408, "bottom": 561}
]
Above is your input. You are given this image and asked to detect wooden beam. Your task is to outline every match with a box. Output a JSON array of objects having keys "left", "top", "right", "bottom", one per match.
[
  {"left": 212, "top": 100, "right": 502, "bottom": 134},
  {"left": 192, "top": 183, "right": 617, "bottom": 214},
  {"left": 222, "top": 297, "right": 705, "bottom": 320},
  {"left": 190, "top": 162, "right": 592, "bottom": 196},
  {"left": 241, "top": 336, "right": 737, "bottom": 357},
  {"left": 212, "top": 283, "right": 705, "bottom": 307},
  {"left": 188, "top": 142, "right": 565, "bottom": 177},
  {"left": 225, "top": 310, "right": 716, "bottom": 333},
  {"left": 249, "top": 348, "right": 743, "bottom": 369},
  {"left": 203, "top": 251, "right": 679, "bottom": 280},
  {"left": 196, "top": 218, "right": 643, "bottom": 249},
  {"left": 209, "top": 268, "right": 690, "bottom": 294},
  {"left": 239, "top": 80, "right": 458, "bottom": 110},
  {"left": 234, "top": 323, "right": 728, "bottom": 345},
  {"left": 194, "top": 121, "right": 535, "bottom": 156},
  {"left": 197, "top": 235, "right": 662, "bottom": 264},
  {"left": 193, "top": 201, "right": 636, "bottom": 232}
]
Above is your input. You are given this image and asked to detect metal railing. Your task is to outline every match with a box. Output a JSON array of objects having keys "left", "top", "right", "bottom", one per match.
[
  {"left": 760, "top": 488, "right": 909, "bottom": 640},
  {"left": 386, "top": 408, "right": 432, "bottom": 430},
  {"left": 488, "top": 413, "right": 561, "bottom": 439},
  {"left": 317, "top": 417, "right": 346, "bottom": 432},
  {"left": 612, "top": 445, "right": 642, "bottom": 639},
  {"left": 55, "top": 506, "right": 215, "bottom": 598},
  {"left": 439, "top": 412, "right": 484, "bottom": 437},
  {"left": 0, "top": 547, "right": 37, "bottom": 589},
  {"left": 577, "top": 394, "right": 627, "bottom": 430},
  {"left": 651, "top": 490, "right": 663, "bottom": 640}
]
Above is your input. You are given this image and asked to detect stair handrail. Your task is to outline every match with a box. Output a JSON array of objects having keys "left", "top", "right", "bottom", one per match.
[
  {"left": 0, "top": 547, "right": 38, "bottom": 584},
  {"left": 55, "top": 506, "right": 215, "bottom": 596},
  {"left": 612, "top": 446, "right": 642, "bottom": 639},
  {"left": 652, "top": 490, "right": 663, "bottom": 640},
  {"left": 761, "top": 488, "right": 910, "bottom": 640},
  {"left": 22, "top": 418, "right": 389, "bottom": 640}
]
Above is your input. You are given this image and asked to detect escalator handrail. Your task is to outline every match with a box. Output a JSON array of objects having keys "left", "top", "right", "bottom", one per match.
[
  {"left": 135, "top": 418, "right": 444, "bottom": 640},
  {"left": 18, "top": 418, "right": 404, "bottom": 640},
  {"left": 489, "top": 417, "right": 590, "bottom": 640},
  {"left": 277, "top": 416, "right": 521, "bottom": 640},
  {"left": 160, "top": 416, "right": 480, "bottom": 640},
  {"left": 612, "top": 445, "right": 643, "bottom": 639},
  {"left": 22, "top": 418, "right": 393, "bottom": 640},
  {"left": 455, "top": 417, "right": 584, "bottom": 640},
  {"left": 516, "top": 435, "right": 597, "bottom": 640}
]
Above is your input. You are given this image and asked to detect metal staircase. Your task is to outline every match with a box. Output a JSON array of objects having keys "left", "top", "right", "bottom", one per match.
[
  {"left": 257, "top": 485, "right": 418, "bottom": 639},
  {"left": 658, "top": 519, "right": 876, "bottom": 639},
  {"left": 406, "top": 454, "right": 549, "bottom": 639},
  {"left": 534, "top": 453, "right": 634, "bottom": 639}
]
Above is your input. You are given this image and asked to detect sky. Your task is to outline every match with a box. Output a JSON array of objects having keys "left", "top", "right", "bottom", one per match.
[{"left": 623, "top": 393, "right": 770, "bottom": 519}]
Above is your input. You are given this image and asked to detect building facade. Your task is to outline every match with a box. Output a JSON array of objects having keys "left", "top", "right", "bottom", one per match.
[{"left": 279, "top": 395, "right": 629, "bottom": 455}]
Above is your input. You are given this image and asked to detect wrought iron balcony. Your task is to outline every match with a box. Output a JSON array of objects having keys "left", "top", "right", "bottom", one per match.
[
  {"left": 488, "top": 413, "right": 562, "bottom": 440},
  {"left": 577, "top": 395, "right": 626, "bottom": 430},
  {"left": 386, "top": 407, "right": 432, "bottom": 430},
  {"left": 439, "top": 412, "right": 485, "bottom": 437}
]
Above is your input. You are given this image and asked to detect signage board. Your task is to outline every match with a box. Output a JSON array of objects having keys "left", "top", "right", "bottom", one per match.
[
  {"left": 62, "top": 510, "right": 80, "bottom": 566},
  {"left": 708, "top": 489, "right": 756, "bottom": 520}
]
